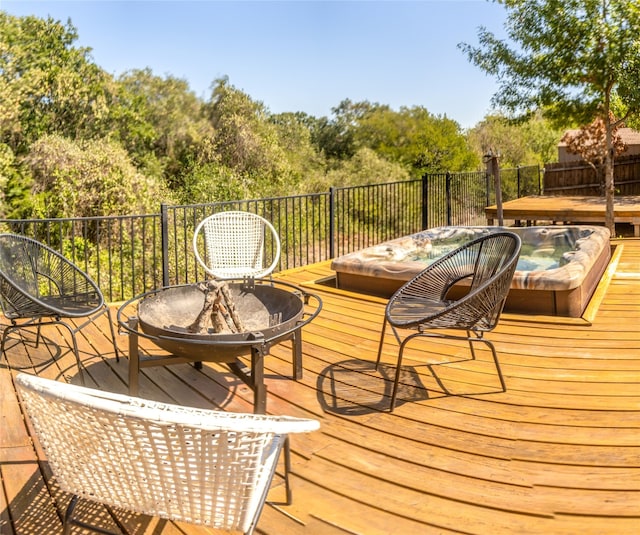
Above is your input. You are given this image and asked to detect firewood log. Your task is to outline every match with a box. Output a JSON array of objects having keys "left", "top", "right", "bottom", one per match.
[
  {"left": 187, "top": 280, "right": 218, "bottom": 333},
  {"left": 187, "top": 280, "right": 246, "bottom": 334},
  {"left": 219, "top": 281, "right": 246, "bottom": 332}
]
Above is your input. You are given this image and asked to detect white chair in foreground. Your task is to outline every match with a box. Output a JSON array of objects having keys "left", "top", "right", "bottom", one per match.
[
  {"left": 16, "top": 373, "right": 320, "bottom": 535},
  {"left": 193, "top": 211, "right": 281, "bottom": 279}
]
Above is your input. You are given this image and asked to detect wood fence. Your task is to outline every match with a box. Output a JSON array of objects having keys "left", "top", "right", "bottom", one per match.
[{"left": 543, "top": 154, "right": 640, "bottom": 196}]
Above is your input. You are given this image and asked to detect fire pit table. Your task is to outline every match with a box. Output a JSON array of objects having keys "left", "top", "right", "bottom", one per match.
[{"left": 117, "top": 278, "right": 322, "bottom": 414}]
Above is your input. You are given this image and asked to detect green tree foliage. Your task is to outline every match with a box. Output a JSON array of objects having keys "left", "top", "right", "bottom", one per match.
[
  {"left": 114, "top": 69, "right": 214, "bottom": 176},
  {"left": 25, "top": 134, "right": 171, "bottom": 218},
  {"left": 468, "top": 111, "right": 563, "bottom": 167},
  {"left": 0, "top": 144, "right": 33, "bottom": 218},
  {"left": 460, "top": 0, "right": 640, "bottom": 233},
  {"left": 204, "top": 78, "right": 293, "bottom": 196},
  {"left": 303, "top": 112, "right": 355, "bottom": 161},
  {"left": 319, "top": 99, "right": 479, "bottom": 174},
  {"left": 269, "top": 112, "right": 325, "bottom": 181},
  {"left": 0, "top": 10, "right": 555, "bottom": 222},
  {"left": 302, "top": 147, "right": 410, "bottom": 193},
  {"left": 194, "top": 79, "right": 329, "bottom": 201},
  {"left": 0, "top": 13, "right": 114, "bottom": 153},
  {"left": 176, "top": 156, "right": 249, "bottom": 204},
  {"left": 353, "top": 103, "right": 479, "bottom": 173},
  {"left": 0, "top": 145, "right": 13, "bottom": 217}
]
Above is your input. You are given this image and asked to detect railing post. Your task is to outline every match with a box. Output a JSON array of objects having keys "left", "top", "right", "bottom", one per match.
[
  {"left": 161, "top": 203, "right": 170, "bottom": 287},
  {"left": 486, "top": 171, "right": 492, "bottom": 208},
  {"left": 446, "top": 171, "right": 452, "bottom": 226},
  {"left": 538, "top": 165, "right": 543, "bottom": 195},
  {"left": 517, "top": 165, "right": 521, "bottom": 198},
  {"left": 329, "top": 187, "right": 336, "bottom": 259},
  {"left": 421, "top": 174, "right": 429, "bottom": 230}
]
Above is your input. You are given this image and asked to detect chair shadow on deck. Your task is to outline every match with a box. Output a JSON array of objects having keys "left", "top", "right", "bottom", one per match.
[
  {"left": 2, "top": 461, "right": 167, "bottom": 534},
  {"left": 0, "top": 329, "right": 67, "bottom": 375},
  {"left": 316, "top": 359, "right": 429, "bottom": 415},
  {"left": 317, "top": 352, "right": 508, "bottom": 415}
]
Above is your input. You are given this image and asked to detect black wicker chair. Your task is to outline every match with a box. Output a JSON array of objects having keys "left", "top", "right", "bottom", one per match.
[
  {"left": 0, "top": 234, "right": 118, "bottom": 380},
  {"left": 376, "top": 231, "right": 522, "bottom": 411}
]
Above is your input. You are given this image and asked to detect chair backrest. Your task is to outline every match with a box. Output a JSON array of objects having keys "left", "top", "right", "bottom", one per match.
[
  {"left": 193, "top": 211, "right": 281, "bottom": 279},
  {"left": 0, "top": 234, "right": 103, "bottom": 319},
  {"left": 16, "top": 373, "right": 320, "bottom": 534},
  {"left": 390, "top": 231, "right": 521, "bottom": 331}
]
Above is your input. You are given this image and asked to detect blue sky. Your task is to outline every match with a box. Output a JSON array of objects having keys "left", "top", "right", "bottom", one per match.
[{"left": 1, "top": 0, "right": 508, "bottom": 129}]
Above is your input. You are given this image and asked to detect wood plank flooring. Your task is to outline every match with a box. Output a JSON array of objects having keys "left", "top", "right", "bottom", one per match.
[{"left": 1, "top": 237, "right": 639, "bottom": 534}]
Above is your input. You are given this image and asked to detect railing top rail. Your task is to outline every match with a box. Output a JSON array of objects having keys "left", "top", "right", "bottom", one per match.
[
  {"left": 330, "top": 178, "right": 422, "bottom": 192},
  {"left": 0, "top": 213, "right": 159, "bottom": 224},
  {"left": 167, "top": 191, "right": 330, "bottom": 211}
]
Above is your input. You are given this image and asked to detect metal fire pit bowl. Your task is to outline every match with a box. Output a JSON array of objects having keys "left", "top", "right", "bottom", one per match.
[
  {"left": 136, "top": 281, "right": 305, "bottom": 362},
  {"left": 117, "top": 279, "right": 322, "bottom": 414}
]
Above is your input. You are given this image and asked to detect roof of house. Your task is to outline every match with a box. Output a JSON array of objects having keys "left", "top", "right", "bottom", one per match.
[{"left": 559, "top": 127, "right": 640, "bottom": 147}]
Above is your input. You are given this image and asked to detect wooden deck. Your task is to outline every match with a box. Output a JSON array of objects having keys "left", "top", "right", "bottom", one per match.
[
  {"left": 486, "top": 195, "right": 640, "bottom": 236},
  {"left": 2, "top": 236, "right": 640, "bottom": 534}
]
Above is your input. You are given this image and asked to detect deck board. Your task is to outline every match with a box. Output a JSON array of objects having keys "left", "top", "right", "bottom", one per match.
[{"left": 1, "top": 237, "right": 639, "bottom": 534}]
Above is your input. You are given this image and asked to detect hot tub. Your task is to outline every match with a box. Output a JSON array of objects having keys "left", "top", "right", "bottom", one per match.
[{"left": 330, "top": 226, "right": 611, "bottom": 317}]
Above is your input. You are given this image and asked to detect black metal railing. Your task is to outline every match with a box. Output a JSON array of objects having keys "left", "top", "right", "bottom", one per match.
[{"left": 0, "top": 166, "right": 540, "bottom": 302}]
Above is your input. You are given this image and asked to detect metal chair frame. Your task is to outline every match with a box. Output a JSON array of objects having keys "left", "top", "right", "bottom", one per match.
[
  {"left": 376, "top": 231, "right": 522, "bottom": 411},
  {"left": 0, "top": 234, "right": 119, "bottom": 380}
]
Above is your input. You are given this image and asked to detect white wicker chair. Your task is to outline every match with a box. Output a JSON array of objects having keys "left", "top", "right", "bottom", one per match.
[
  {"left": 193, "top": 211, "right": 281, "bottom": 279},
  {"left": 16, "top": 373, "right": 320, "bottom": 535}
]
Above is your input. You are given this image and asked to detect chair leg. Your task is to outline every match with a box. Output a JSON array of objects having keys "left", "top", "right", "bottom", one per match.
[
  {"left": 63, "top": 495, "right": 122, "bottom": 535},
  {"left": 386, "top": 331, "right": 506, "bottom": 411},
  {"left": 35, "top": 319, "right": 43, "bottom": 348},
  {"left": 103, "top": 307, "right": 120, "bottom": 362},
  {"left": 375, "top": 317, "right": 388, "bottom": 369},
  {"left": 0, "top": 324, "right": 15, "bottom": 362},
  {"left": 55, "top": 321, "right": 85, "bottom": 385},
  {"left": 476, "top": 338, "right": 507, "bottom": 392},
  {"left": 2, "top": 309, "right": 116, "bottom": 384},
  {"left": 467, "top": 330, "right": 478, "bottom": 360},
  {"left": 284, "top": 436, "right": 293, "bottom": 505},
  {"left": 62, "top": 495, "right": 79, "bottom": 535},
  {"left": 1, "top": 321, "right": 77, "bottom": 376},
  {"left": 389, "top": 336, "right": 413, "bottom": 412}
]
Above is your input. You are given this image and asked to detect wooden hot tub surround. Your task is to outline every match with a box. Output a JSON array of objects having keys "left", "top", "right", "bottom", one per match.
[{"left": 331, "top": 225, "right": 611, "bottom": 317}]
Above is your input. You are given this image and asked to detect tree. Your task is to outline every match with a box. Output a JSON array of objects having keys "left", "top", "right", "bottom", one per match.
[
  {"left": 269, "top": 111, "right": 325, "bottom": 183},
  {"left": 460, "top": 0, "right": 640, "bottom": 233},
  {"left": 301, "top": 147, "right": 409, "bottom": 192},
  {"left": 115, "top": 69, "right": 212, "bottom": 168},
  {"left": 468, "top": 111, "right": 563, "bottom": 167},
  {"left": 561, "top": 112, "right": 627, "bottom": 194},
  {"left": 204, "top": 78, "right": 294, "bottom": 196},
  {"left": 330, "top": 100, "right": 479, "bottom": 174},
  {"left": 25, "top": 134, "right": 170, "bottom": 218},
  {"left": 0, "top": 13, "right": 114, "bottom": 153}
]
